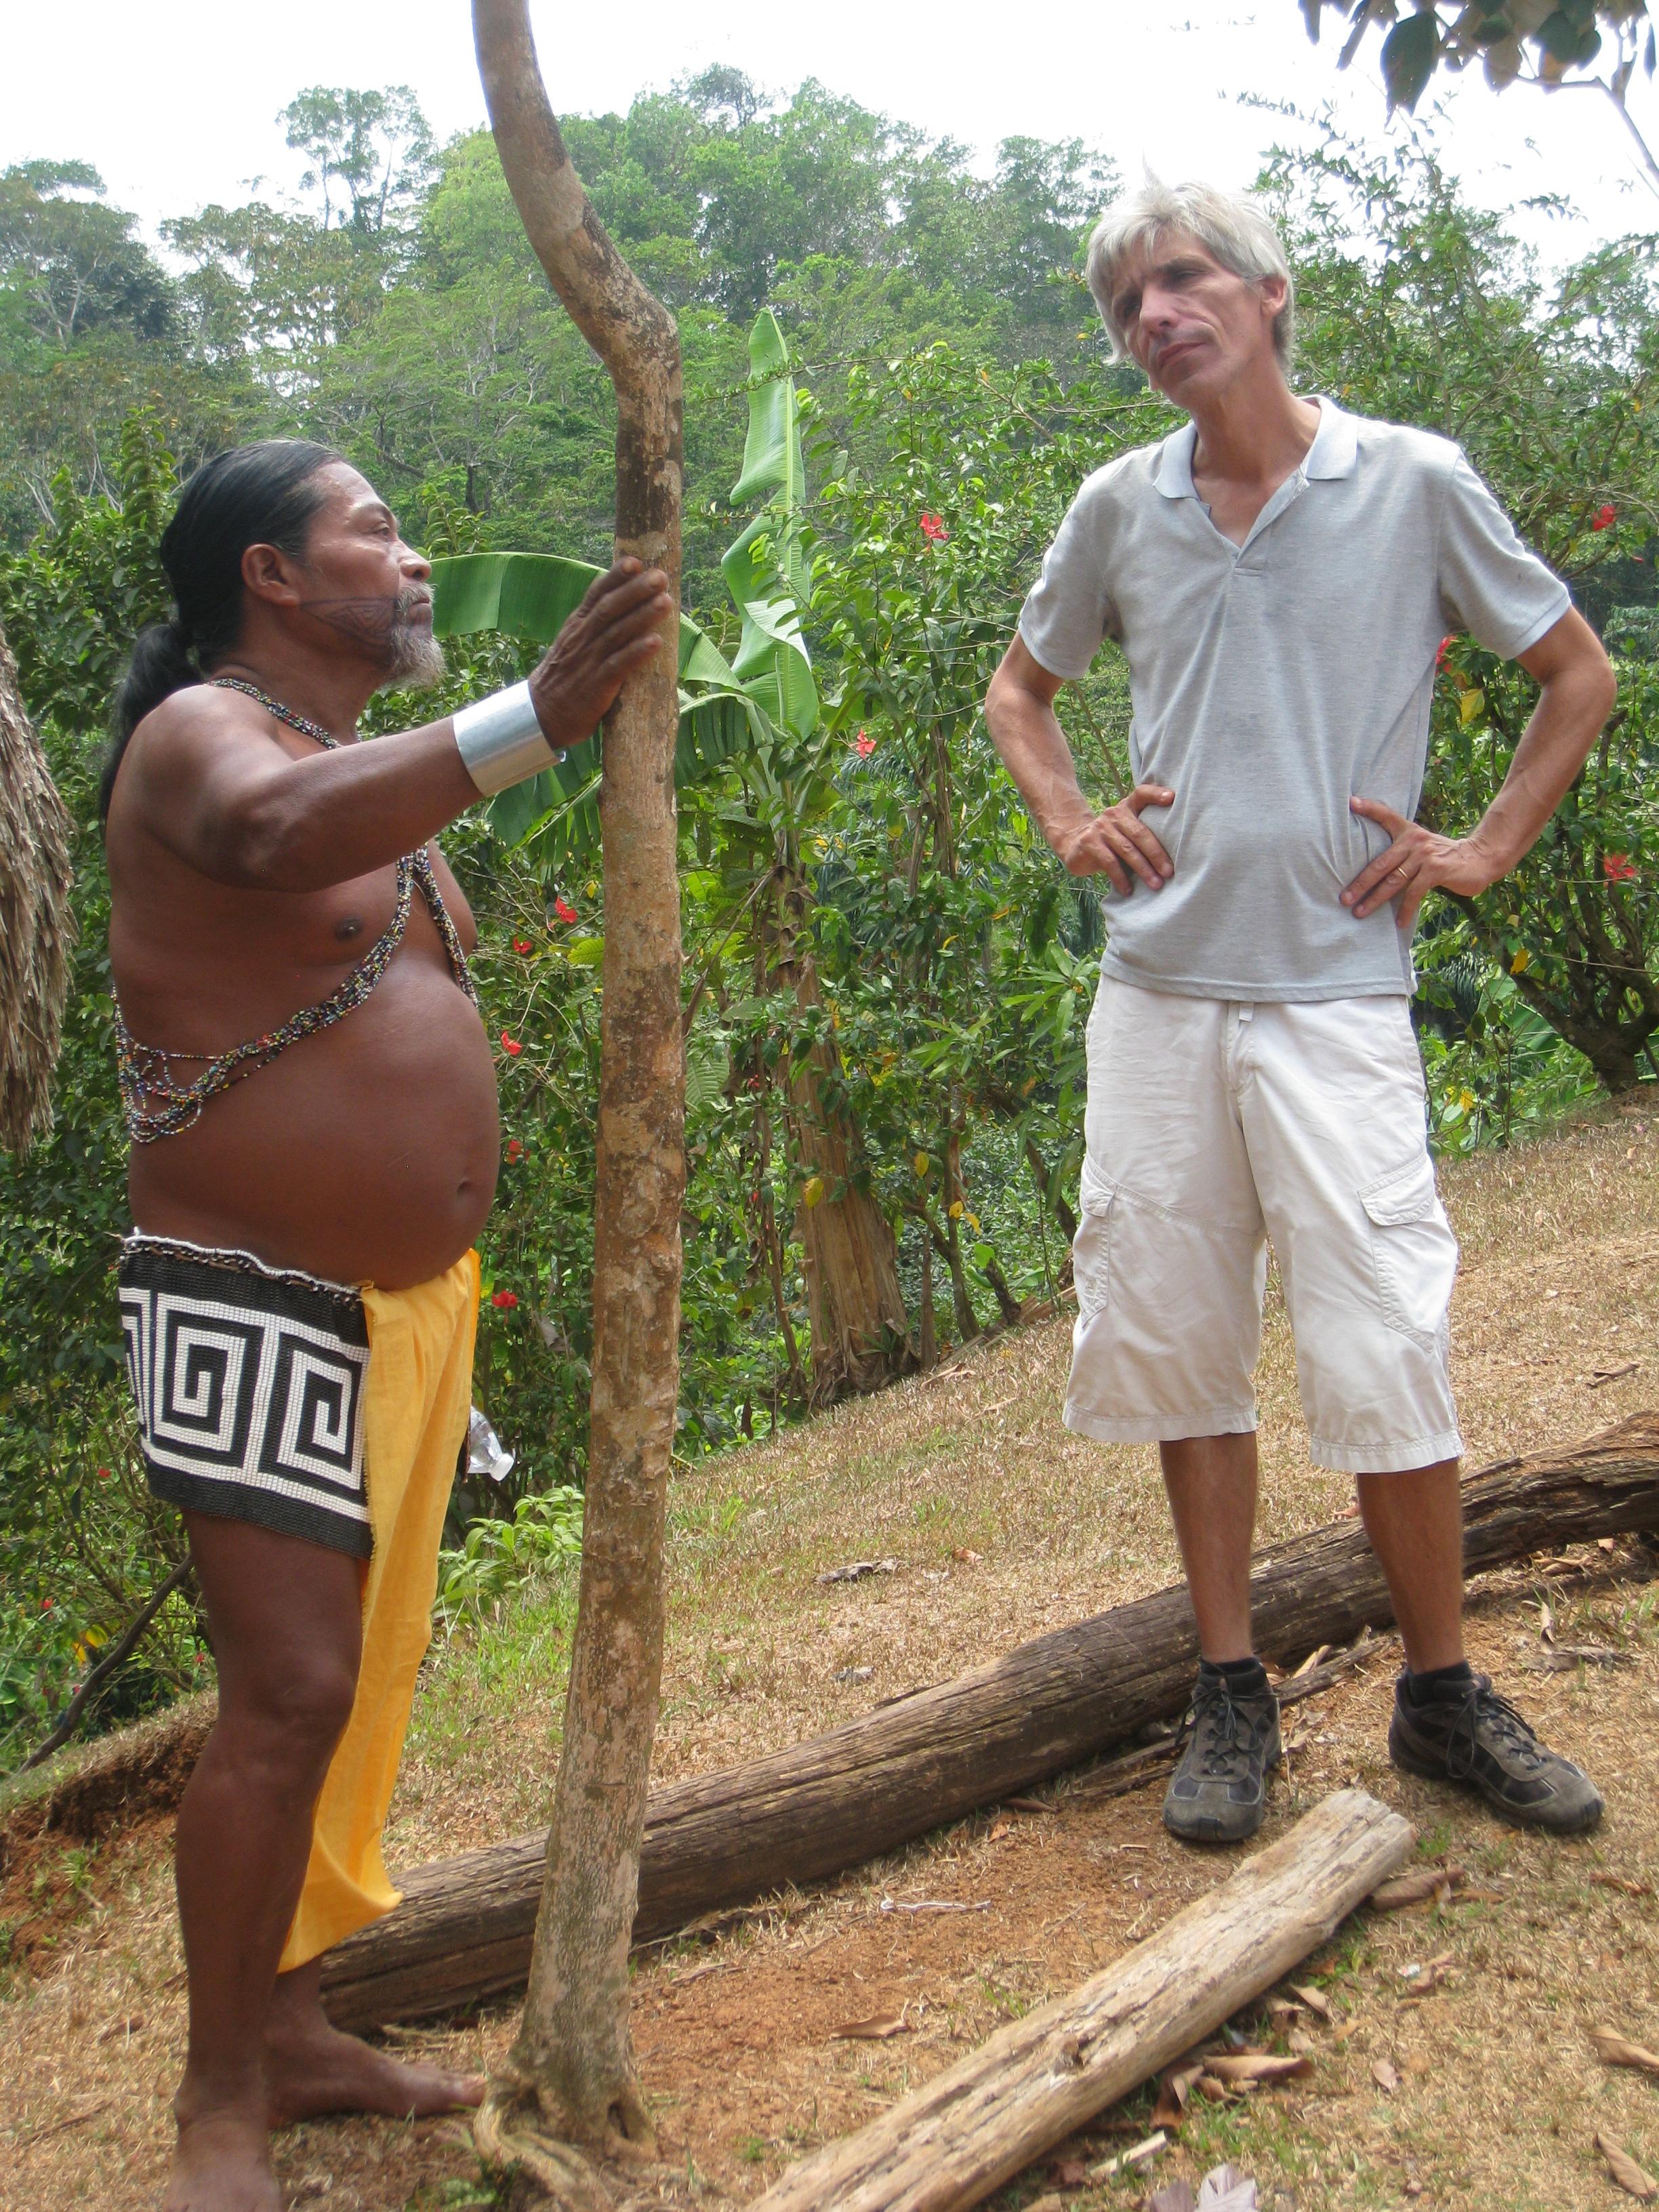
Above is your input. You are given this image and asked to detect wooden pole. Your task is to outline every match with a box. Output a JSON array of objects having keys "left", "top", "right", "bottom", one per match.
[
  {"left": 321, "top": 1414, "right": 1659, "bottom": 2029},
  {"left": 471, "top": 1, "right": 683, "bottom": 2193},
  {"left": 746, "top": 1788, "right": 1412, "bottom": 2212}
]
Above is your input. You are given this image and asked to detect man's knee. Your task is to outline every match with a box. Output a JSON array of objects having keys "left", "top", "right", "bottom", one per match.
[{"left": 220, "top": 1658, "right": 360, "bottom": 1780}]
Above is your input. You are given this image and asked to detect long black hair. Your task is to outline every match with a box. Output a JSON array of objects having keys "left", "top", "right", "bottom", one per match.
[{"left": 102, "top": 438, "right": 342, "bottom": 820}]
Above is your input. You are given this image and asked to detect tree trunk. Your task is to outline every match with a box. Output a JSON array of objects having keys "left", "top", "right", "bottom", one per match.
[
  {"left": 756, "top": 1101, "right": 808, "bottom": 1408},
  {"left": 320, "top": 1413, "right": 1659, "bottom": 2030},
  {"left": 749, "top": 1789, "right": 1412, "bottom": 2212},
  {"left": 941, "top": 1126, "right": 980, "bottom": 1341},
  {"left": 471, "top": 5, "right": 682, "bottom": 2199},
  {"left": 777, "top": 887, "right": 912, "bottom": 1401},
  {"left": 1022, "top": 1136, "right": 1078, "bottom": 1244},
  {"left": 918, "top": 1230, "right": 938, "bottom": 1370},
  {"left": 0, "top": 615, "right": 75, "bottom": 1153},
  {"left": 792, "top": 1058, "right": 914, "bottom": 1399}
]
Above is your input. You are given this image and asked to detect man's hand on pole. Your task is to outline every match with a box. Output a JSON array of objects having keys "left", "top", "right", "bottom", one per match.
[
  {"left": 1054, "top": 785, "right": 1176, "bottom": 895},
  {"left": 529, "top": 558, "right": 675, "bottom": 749}
]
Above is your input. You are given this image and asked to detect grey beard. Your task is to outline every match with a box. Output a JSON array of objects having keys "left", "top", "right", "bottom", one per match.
[
  {"left": 382, "top": 621, "right": 447, "bottom": 690},
  {"left": 382, "top": 588, "right": 447, "bottom": 691}
]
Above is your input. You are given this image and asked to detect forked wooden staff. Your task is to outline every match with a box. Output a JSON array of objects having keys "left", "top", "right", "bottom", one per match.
[{"left": 468, "top": 2, "right": 687, "bottom": 2205}]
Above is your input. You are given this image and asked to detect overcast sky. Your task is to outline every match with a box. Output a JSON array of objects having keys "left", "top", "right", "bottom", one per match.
[{"left": 5, "top": 0, "right": 1656, "bottom": 264}]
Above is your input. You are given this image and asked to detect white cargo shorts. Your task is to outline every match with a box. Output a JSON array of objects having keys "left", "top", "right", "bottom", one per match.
[{"left": 1065, "top": 978, "right": 1462, "bottom": 1474}]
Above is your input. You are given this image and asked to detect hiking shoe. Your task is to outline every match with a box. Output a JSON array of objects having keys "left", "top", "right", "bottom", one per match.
[
  {"left": 1389, "top": 1669, "right": 1603, "bottom": 1834},
  {"left": 1162, "top": 1664, "right": 1282, "bottom": 1845}
]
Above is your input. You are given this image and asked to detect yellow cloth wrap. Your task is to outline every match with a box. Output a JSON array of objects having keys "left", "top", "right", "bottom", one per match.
[{"left": 279, "top": 1249, "right": 478, "bottom": 1971}]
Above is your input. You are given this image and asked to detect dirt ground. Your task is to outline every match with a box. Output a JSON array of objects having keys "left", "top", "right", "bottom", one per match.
[{"left": 5, "top": 1107, "right": 1659, "bottom": 2212}]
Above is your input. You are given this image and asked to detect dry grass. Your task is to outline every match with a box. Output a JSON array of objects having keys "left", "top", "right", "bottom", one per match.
[{"left": 3, "top": 1105, "right": 1658, "bottom": 2211}]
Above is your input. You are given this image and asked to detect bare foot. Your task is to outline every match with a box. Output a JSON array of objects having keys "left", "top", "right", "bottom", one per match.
[
  {"left": 165, "top": 2108, "right": 283, "bottom": 2211},
  {"left": 266, "top": 2009, "right": 483, "bottom": 2127}
]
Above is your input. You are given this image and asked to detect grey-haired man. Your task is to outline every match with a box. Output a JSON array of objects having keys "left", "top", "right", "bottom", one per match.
[{"left": 985, "top": 180, "right": 1615, "bottom": 1845}]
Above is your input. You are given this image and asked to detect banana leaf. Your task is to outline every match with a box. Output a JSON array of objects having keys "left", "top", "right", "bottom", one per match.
[
  {"left": 430, "top": 552, "right": 754, "bottom": 857},
  {"left": 428, "top": 300, "right": 818, "bottom": 868},
  {"left": 720, "top": 309, "right": 817, "bottom": 737}
]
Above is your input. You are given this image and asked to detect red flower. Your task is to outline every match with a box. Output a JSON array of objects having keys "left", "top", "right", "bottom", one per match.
[
  {"left": 1603, "top": 852, "right": 1637, "bottom": 882},
  {"left": 96, "top": 1466, "right": 111, "bottom": 1482},
  {"left": 491, "top": 1289, "right": 519, "bottom": 1309},
  {"left": 1435, "top": 634, "right": 1454, "bottom": 670},
  {"left": 919, "top": 512, "right": 949, "bottom": 543},
  {"left": 853, "top": 730, "right": 877, "bottom": 758},
  {"left": 504, "top": 1138, "right": 524, "bottom": 1162},
  {"left": 500, "top": 1030, "right": 523, "bottom": 1057},
  {"left": 1591, "top": 504, "right": 1616, "bottom": 531},
  {"left": 41, "top": 1597, "right": 53, "bottom": 1611},
  {"left": 553, "top": 897, "right": 578, "bottom": 924},
  {"left": 512, "top": 937, "right": 533, "bottom": 956}
]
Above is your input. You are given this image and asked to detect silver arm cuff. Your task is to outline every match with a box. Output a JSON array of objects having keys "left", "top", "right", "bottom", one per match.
[{"left": 452, "top": 681, "right": 566, "bottom": 796}]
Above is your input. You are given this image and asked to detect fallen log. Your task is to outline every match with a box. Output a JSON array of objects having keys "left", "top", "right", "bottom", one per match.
[
  {"left": 747, "top": 1787, "right": 1412, "bottom": 2212},
  {"left": 323, "top": 1414, "right": 1659, "bottom": 2028}
]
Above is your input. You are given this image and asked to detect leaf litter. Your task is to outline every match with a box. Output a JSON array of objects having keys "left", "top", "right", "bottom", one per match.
[
  {"left": 1369, "top": 1864, "right": 1467, "bottom": 1909},
  {"left": 1591, "top": 2026, "right": 1659, "bottom": 2075},
  {"left": 1598, "top": 2131, "right": 1659, "bottom": 2202},
  {"left": 1151, "top": 2163, "right": 1261, "bottom": 2212},
  {"left": 830, "top": 2009, "right": 910, "bottom": 2041}
]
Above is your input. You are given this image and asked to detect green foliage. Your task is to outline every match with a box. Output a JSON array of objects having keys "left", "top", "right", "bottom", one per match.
[
  {"left": 0, "top": 165, "right": 249, "bottom": 548},
  {"left": 428, "top": 549, "right": 751, "bottom": 858},
  {"left": 0, "top": 160, "right": 178, "bottom": 347},
  {"left": 720, "top": 310, "right": 819, "bottom": 737},
  {"left": 1417, "top": 951, "right": 1604, "bottom": 1151},
  {"left": 435, "top": 1488, "right": 584, "bottom": 1633},
  {"left": 0, "top": 409, "right": 173, "bottom": 734},
  {"left": 1298, "top": 0, "right": 1654, "bottom": 108},
  {"left": 280, "top": 85, "right": 435, "bottom": 236},
  {"left": 1424, "top": 643, "right": 1659, "bottom": 1090},
  {"left": 0, "top": 708, "right": 203, "bottom": 1768}
]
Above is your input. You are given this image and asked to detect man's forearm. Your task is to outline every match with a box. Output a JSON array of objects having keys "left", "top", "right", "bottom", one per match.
[
  {"left": 1468, "top": 658, "right": 1616, "bottom": 879},
  {"left": 985, "top": 680, "right": 1093, "bottom": 857}
]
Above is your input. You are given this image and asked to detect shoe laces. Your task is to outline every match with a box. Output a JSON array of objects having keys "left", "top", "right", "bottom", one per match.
[
  {"left": 1443, "top": 1675, "right": 1549, "bottom": 1775},
  {"left": 1179, "top": 1673, "right": 1269, "bottom": 1778}
]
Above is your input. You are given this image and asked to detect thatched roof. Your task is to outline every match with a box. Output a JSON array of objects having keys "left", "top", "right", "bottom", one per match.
[{"left": 0, "top": 613, "right": 75, "bottom": 1153}]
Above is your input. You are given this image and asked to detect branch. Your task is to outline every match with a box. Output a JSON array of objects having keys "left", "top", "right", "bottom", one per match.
[
  {"left": 472, "top": 0, "right": 676, "bottom": 388},
  {"left": 20, "top": 1558, "right": 194, "bottom": 1775}
]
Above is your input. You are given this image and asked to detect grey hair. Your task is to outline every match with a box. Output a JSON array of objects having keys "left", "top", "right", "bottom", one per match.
[{"left": 1085, "top": 178, "right": 1295, "bottom": 367}]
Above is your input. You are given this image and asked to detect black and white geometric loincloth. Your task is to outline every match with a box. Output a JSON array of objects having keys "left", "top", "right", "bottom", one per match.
[{"left": 118, "top": 1232, "right": 373, "bottom": 1557}]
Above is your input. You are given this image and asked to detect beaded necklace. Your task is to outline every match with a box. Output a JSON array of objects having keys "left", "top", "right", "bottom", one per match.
[{"left": 115, "top": 678, "right": 478, "bottom": 1145}]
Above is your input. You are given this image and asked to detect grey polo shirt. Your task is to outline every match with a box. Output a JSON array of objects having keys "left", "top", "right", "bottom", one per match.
[{"left": 1017, "top": 398, "right": 1571, "bottom": 1001}]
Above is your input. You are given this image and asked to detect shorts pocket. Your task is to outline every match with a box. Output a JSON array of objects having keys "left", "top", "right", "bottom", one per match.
[
  {"left": 1072, "top": 1167, "right": 1117, "bottom": 1322},
  {"left": 1359, "top": 1155, "right": 1458, "bottom": 1349}
]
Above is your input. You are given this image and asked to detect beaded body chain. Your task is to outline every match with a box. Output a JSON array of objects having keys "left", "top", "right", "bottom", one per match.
[{"left": 115, "top": 679, "right": 478, "bottom": 1145}]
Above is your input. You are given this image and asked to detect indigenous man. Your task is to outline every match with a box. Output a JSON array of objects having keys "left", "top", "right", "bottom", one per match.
[
  {"left": 985, "top": 182, "right": 1615, "bottom": 1848},
  {"left": 104, "top": 438, "right": 672, "bottom": 2212}
]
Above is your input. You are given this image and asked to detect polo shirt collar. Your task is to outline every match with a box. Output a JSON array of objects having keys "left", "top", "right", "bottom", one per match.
[
  {"left": 1151, "top": 421, "right": 1200, "bottom": 500},
  {"left": 1151, "top": 395, "right": 1358, "bottom": 500},
  {"left": 1305, "top": 395, "right": 1359, "bottom": 480}
]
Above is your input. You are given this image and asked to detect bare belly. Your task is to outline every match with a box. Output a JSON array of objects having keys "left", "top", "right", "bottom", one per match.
[{"left": 128, "top": 958, "right": 499, "bottom": 1290}]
